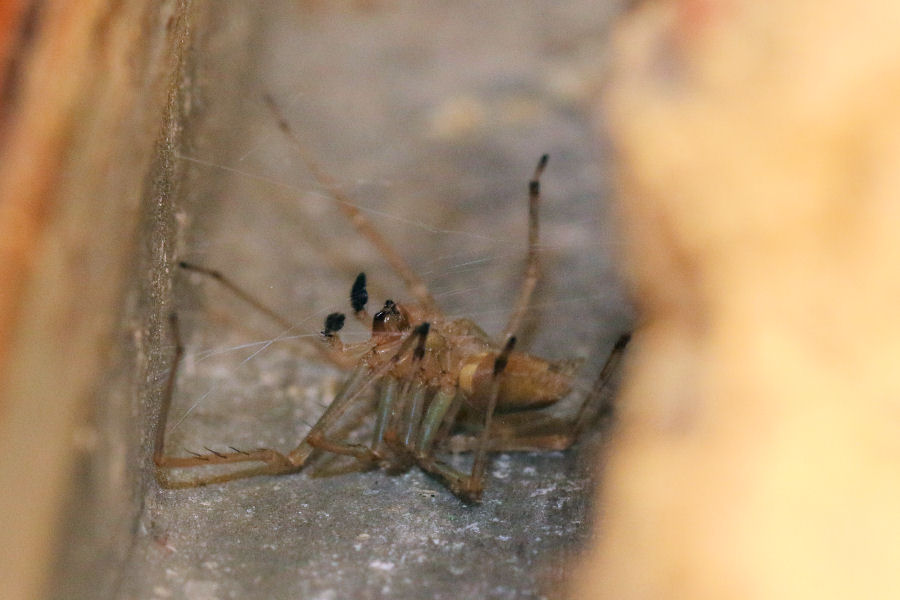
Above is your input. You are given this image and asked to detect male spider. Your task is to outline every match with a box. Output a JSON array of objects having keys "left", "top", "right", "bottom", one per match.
[{"left": 154, "top": 104, "right": 629, "bottom": 503}]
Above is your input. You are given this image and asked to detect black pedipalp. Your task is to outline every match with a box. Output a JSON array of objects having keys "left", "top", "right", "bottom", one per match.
[
  {"left": 322, "top": 312, "right": 346, "bottom": 337},
  {"left": 350, "top": 272, "right": 368, "bottom": 313}
]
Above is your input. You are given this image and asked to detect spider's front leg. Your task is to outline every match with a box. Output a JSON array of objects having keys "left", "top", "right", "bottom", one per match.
[
  {"left": 154, "top": 312, "right": 386, "bottom": 485},
  {"left": 153, "top": 314, "right": 301, "bottom": 486},
  {"left": 286, "top": 321, "right": 433, "bottom": 469}
]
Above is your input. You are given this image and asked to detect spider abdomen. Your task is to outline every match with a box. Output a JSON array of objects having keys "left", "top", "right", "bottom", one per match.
[{"left": 458, "top": 351, "right": 574, "bottom": 412}]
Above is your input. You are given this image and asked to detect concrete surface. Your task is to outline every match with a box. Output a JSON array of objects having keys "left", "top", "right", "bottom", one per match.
[{"left": 116, "top": 2, "right": 630, "bottom": 599}]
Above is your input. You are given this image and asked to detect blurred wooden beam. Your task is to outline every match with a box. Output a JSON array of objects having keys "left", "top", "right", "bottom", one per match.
[{"left": 0, "top": 2, "right": 202, "bottom": 598}]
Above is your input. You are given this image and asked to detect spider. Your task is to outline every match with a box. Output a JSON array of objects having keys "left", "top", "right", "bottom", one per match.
[{"left": 154, "top": 102, "right": 630, "bottom": 503}]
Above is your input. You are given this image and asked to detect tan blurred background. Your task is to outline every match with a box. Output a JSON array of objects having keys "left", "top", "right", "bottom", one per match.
[
  {"left": 576, "top": 1, "right": 900, "bottom": 598},
  {"left": 0, "top": 2, "right": 199, "bottom": 599}
]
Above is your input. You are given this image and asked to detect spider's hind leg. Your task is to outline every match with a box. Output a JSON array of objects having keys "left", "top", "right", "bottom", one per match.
[
  {"left": 500, "top": 154, "right": 548, "bottom": 344},
  {"left": 442, "top": 333, "right": 631, "bottom": 454}
]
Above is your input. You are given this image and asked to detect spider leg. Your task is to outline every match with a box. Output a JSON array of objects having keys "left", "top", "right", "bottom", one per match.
[
  {"left": 287, "top": 323, "right": 432, "bottom": 467},
  {"left": 264, "top": 95, "right": 440, "bottom": 314},
  {"left": 442, "top": 420, "right": 577, "bottom": 453},
  {"left": 375, "top": 380, "right": 425, "bottom": 472},
  {"left": 371, "top": 377, "right": 400, "bottom": 457},
  {"left": 380, "top": 385, "right": 460, "bottom": 466},
  {"left": 177, "top": 261, "right": 356, "bottom": 369},
  {"left": 375, "top": 327, "right": 432, "bottom": 470},
  {"left": 154, "top": 314, "right": 297, "bottom": 486},
  {"left": 153, "top": 314, "right": 380, "bottom": 486},
  {"left": 442, "top": 333, "right": 631, "bottom": 453},
  {"left": 570, "top": 332, "right": 631, "bottom": 435},
  {"left": 287, "top": 363, "right": 381, "bottom": 466},
  {"left": 500, "top": 154, "right": 548, "bottom": 344},
  {"left": 426, "top": 388, "right": 464, "bottom": 453},
  {"left": 388, "top": 324, "right": 430, "bottom": 445},
  {"left": 400, "top": 382, "right": 428, "bottom": 449},
  {"left": 415, "top": 336, "right": 518, "bottom": 503}
]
